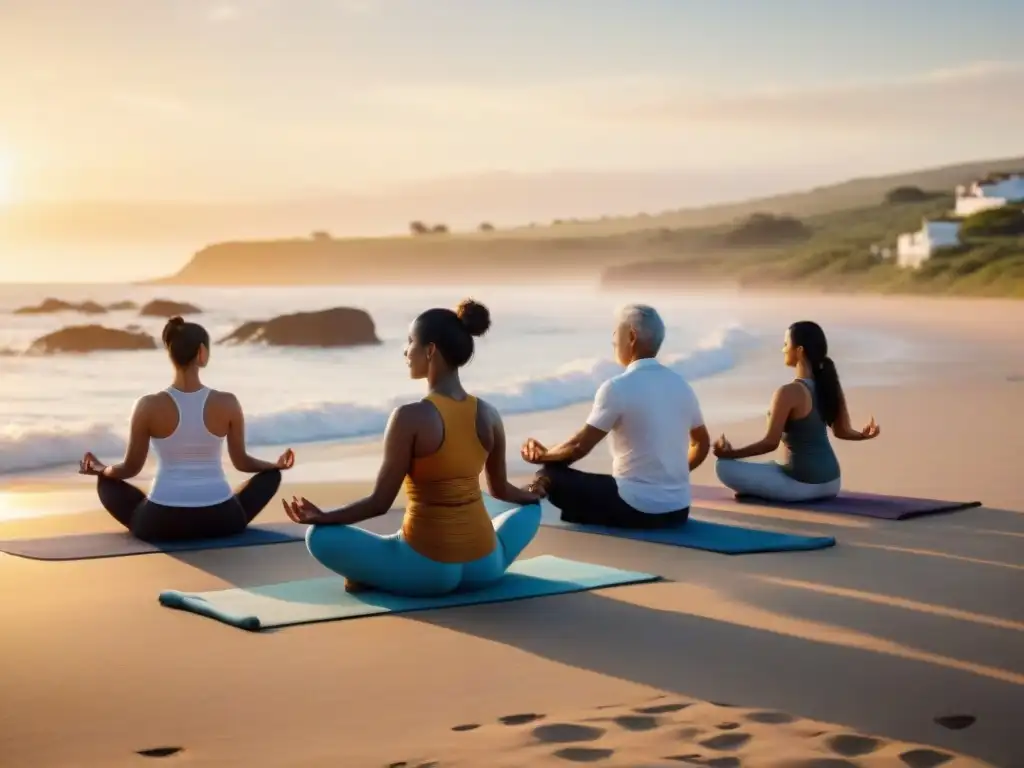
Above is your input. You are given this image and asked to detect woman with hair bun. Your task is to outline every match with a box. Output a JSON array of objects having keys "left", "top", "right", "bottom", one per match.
[
  {"left": 284, "top": 299, "right": 543, "bottom": 596},
  {"left": 713, "top": 320, "right": 880, "bottom": 503},
  {"left": 78, "top": 316, "right": 294, "bottom": 541}
]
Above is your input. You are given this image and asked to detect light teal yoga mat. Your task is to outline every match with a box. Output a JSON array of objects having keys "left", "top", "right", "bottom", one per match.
[{"left": 158, "top": 555, "right": 659, "bottom": 631}]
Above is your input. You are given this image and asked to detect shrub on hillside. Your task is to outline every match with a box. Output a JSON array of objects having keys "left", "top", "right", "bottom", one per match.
[
  {"left": 884, "top": 186, "right": 936, "bottom": 204},
  {"left": 478, "top": 222, "right": 495, "bottom": 232},
  {"left": 960, "top": 206, "right": 1024, "bottom": 238},
  {"left": 723, "top": 213, "right": 810, "bottom": 247}
]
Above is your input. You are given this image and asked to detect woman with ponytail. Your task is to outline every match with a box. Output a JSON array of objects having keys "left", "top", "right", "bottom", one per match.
[
  {"left": 78, "top": 316, "right": 293, "bottom": 541},
  {"left": 712, "top": 321, "right": 880, "bottom": 502},
  {"left": 283, "top": 299, "right": 543, "bottom": 596}
]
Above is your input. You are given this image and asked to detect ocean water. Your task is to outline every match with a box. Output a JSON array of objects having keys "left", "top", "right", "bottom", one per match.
[{"left": 0, "top": 282, "right": 937, "bottom": 480}]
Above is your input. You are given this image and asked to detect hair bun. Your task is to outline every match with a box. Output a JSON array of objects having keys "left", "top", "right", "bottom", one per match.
[
  {"left": 162, "top": 316, "right": 186, "bottom": 345},
  {"left": 455, "top": 298, "right": 491, "bottom": 338}
]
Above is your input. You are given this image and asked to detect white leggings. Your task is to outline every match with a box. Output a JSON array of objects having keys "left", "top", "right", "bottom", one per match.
[{"left": 716, "top": 459, "right": 841, "bottom": 503}]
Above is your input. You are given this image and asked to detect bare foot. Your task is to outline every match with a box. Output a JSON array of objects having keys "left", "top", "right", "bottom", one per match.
[{"left": 344, "top": 578, "right": 370, "bottom": 593}]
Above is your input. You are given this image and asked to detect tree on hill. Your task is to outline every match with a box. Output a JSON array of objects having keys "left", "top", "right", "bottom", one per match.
[
  {"left": 722, "top": 212, "right": 810, "bottom": 247},
  {"left": 478, "top": 222, "right": 495, "bottom": 232},
  {"left": 409, "top": 221, "right": 450, "bottom": 235},
  {"left": 885, "top": 185, "right": 936, "bottom": 204},
  {"left": 960, "top": 205, "right": 1024, "bottom": 238},
  {"left": 310, "top": 230, "right": 332, "bottom": 241}
]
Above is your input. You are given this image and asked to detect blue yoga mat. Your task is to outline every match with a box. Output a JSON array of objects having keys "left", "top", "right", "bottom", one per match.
[
  {"left": 483, "top": 496, "right": 835, "bottom": 555},
  {"left": 159, "top": 555, "right": 659, "bottom": 631},
  {"left": 0, "top": 522, "right": 306, "bottom": 561}
]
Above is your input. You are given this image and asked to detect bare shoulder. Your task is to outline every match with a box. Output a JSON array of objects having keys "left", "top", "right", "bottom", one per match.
[
  {"left": 135, "top": 392, "right": 162, "bottom": 412},
  {"left": 392, "top": 401, "right": 430, "bottom": 428},
  {"left": 778, "top": 381, "right": 804, "bottom": 398},
  {"left": 475, "top": 397, "right": 500, "bottom": 424},
  {"left": 207, "top": 389, "right": 242, "bottom": 412}
]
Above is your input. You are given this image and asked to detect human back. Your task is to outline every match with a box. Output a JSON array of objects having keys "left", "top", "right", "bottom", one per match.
[
  {"left": 146, "top": 385, "right": 234, "bottom": 507},
  {"left": 601, "top": 360, "right": 704, "bottom": 511},
  {"left": 780, "top": 378, "right": 840, "bottom": 484},
  {"left": 401, "top": 390, "right": 497, "bottom": 563}
]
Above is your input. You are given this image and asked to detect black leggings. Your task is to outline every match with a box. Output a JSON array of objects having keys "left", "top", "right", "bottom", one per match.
[
  {"left": 96, "top": 469, "right": 282, "bottom": 542},
  {"left": 537, "top": 464, "right": 689, "bottom": 529}
]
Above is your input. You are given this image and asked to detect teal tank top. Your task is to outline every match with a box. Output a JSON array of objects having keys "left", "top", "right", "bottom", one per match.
[{"left": 780, "top": 379, "right": 841, "bottom": 484}]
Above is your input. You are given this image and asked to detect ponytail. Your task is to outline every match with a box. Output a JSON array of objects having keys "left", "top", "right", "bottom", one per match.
[{"left": 813, "top": 356, "right": 842, "bottom": 426}]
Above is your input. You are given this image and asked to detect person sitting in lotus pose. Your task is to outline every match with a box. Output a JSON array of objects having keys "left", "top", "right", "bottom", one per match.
[
  {"left": 520, "top": 304, "right": 710, "bottom": 529},
  {"left": 79, "top": 316, "right": 293, "bottom": 541},
  {"left": 283, "top": 299, "right": 543, "bottom": 597},
  {"left": 713, "top": 320, "right": 880, "bottom": 503}
]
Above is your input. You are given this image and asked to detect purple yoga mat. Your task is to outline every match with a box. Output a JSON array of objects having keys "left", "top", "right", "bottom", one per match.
[{"left": 691, "top": 485, "right": 980, "bottom": 520}]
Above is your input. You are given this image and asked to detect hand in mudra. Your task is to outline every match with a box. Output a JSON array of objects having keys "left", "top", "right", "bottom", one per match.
[
  {"left": 276, "top": 448, "right": 296, "bottom": 470},
  {"left": 860, "top": 417, "right": 880, "bottom": 440},
  {"left": 521, "top": 438, "right": 548, "bottom": 464},
  {"left": 712, "top": 434, "right": 733, "bottom": 458},
  {"left": 282, "top": 496, "right": 326, "bottom": 524},
  {"left": 79, "top": 452, "right": 107, "bottom": 476}
]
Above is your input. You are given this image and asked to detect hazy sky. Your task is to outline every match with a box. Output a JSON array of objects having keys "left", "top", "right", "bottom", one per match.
[{"left": 0, "top": 0, "right": 1022, "bottom": 202}]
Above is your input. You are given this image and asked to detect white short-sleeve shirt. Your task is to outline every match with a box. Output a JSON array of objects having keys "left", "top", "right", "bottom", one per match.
[{"left": 586, "top": 357, "right": 705, "bottom": 513}]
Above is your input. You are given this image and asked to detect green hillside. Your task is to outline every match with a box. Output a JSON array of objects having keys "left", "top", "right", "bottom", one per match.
[{"left": 158, "top": 155, "right": 1024, "bottom": 296}]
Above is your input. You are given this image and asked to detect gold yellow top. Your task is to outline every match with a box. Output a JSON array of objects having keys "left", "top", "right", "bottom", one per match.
[{"left": 401, "top": 393, "right": 496, "bottom": 563}]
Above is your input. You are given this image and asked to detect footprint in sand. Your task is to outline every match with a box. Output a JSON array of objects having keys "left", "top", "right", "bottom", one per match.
[
  {"left": 676, "top": 726, "right": 704, "bottom": 740},
  {"left": 612, "top": 714, "right": 661, "bottom": 732},
  {"left": 636, "top": 702, "right": 693, "bottom": 715},
  {"left": 899, "top": 748, "right": 954, "bottom": 768},
  {"left": 533, "top": 723, "right": 606, "bottom": 744},
  {"left": 136, "top": 747, "right": 183, "bottom": 758},
  {"left": 934, "top": 714, "right": 975, "bottom": 731},
  {"left": 450, "top": 723, "right": 480, "bottom": 732},
  {"left": 715, "top": 722, "right": 740, "bottom": 731},
  {"left": 745, "top": 710, "right": 796, "bottom": 725},
  {"left": 825, "top": 734, "right": 883, "bottom": 758},
  {"left": 552, "top": 746, "right": 615, "bottom": 763},
  {"left": 499, "top": 712, "right": 546, "bottom": 726},
  {"left": 779, "top": 760, "right": 859, "bottom": 768},
  {"left": 699, "top": 733, "right": 752, "bottom": 751}
]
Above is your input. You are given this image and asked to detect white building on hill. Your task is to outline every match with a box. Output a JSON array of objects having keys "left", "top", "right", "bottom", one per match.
[
  {"left": 954, "top": 172, "right": 1024, "bottom": 217},
  {"left": 895, "top": 219, "right": 961, "bottom": 269},
  {"left": 895, "top": 170, "right": 1023, "bottom": 269}
]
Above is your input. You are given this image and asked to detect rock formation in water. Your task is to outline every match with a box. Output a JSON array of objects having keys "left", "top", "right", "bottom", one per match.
[
  {"left": 139, "top": 299, "right": 202, "bottom": 317},
  {"left": 13, "top": 299, "right": 140, "bottom": 315},
  {"left": 14, "top": 298, "right": 108, "bottom": 315},
  {"left": 26, "top": 325, "right": 158, "bottom": 355},
  {"left": 218, "top": 307, "right": 380, "bottom": 348}
]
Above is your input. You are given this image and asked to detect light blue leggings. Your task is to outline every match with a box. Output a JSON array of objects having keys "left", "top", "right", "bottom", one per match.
[
  {"left": 716, "top": 459, "right": 841, "bottom": 503},
  {"left": 305, "top": 503, "right": 543, "bottom": 597}
]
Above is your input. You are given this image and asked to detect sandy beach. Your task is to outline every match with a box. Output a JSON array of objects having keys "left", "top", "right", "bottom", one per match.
[{"left": 1, "top": 300, "right": 1023, "bottom": 768}]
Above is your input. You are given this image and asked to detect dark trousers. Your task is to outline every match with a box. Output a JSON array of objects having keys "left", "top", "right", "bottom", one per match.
[
  {"left": 96, "top": 469, "right": 282, "bottom": 542},
  {"left": 536, "top": 464, "right": 689, "bottom": 529}
]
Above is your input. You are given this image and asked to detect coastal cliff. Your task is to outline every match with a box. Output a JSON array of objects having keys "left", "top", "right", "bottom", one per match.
[{"left": 152, "top": 236, "right": 623, "bottom": 285}]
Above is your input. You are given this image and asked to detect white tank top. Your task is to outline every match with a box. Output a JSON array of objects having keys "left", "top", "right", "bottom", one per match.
[{"left": 148, "top": 387, "right": 234, "bottom": 507}]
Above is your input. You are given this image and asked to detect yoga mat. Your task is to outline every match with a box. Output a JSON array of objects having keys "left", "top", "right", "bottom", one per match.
[
  {"left": 541, "top": 516, "right": 835, "bottom": 554},
  {"left": 158, "top": 555, "right": 659, "bottom": 631},
  {"left": 691, "top": 484, "right": 981, "bottom": 520},
  {"left": 482, "top": 496, "right": 834, "bottom": 555},
  {"left": 0, "top": 522, "right": 307, "bottom": 561}
]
